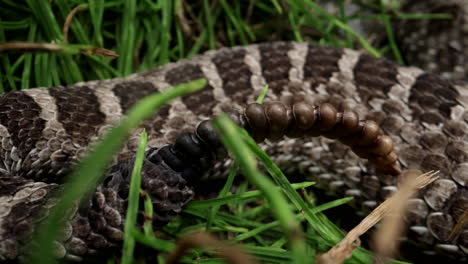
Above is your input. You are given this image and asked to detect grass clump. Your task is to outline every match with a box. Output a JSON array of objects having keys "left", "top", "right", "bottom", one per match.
[{"left": 0, "top": 0, "right": 381, "bottom": 92}]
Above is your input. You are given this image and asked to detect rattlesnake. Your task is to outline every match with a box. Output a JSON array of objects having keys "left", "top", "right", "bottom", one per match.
[{"left": 1, "top": 2, "right": 467, "bottom": 263}]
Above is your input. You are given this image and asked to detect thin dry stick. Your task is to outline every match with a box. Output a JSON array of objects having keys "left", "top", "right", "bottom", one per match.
[
  {"left": 316, "top": 170, "right": 439, "bottom": 264},
  {"left": 245, "top": 0, "right": 257, "bottom": 23},
  {"left": 176, "top": 0, "right": 194, "bottom": 38},
  {"left": 0, "top": 42, "right": 63, "bottom": 52},
  {"left": 372, "top": 170, "right": 432, "bottom": 263},
  {"left": 165, "top": 232, "right": 259, "bottom": 264},
  {"left": 448, "top": 209, "right": 468, "bottom": 241},
  {"left": 0, "top": 42, "right": 118, "bottom": 58},
  {"left": 63, "top": 5, "right": 88, "bottom": 43}
]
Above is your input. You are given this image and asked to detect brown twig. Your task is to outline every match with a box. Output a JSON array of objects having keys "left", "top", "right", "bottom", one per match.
[
  {"left": 0, "top": 42, "right": 118, "bottom": 58},
  {"left": 316, "top": 170, "right": 439, "bottom": 264},
  {"left": 165, "top": 232, "right": 259, "bottom": 264},
  {"left": 448, "top": 209, "right": 468, "bottom": 241},
  {"left": 63, "top": 5, "right": 88, "bottom": 43},
  {"left": 81, "top": 47, "right": 119, "bottom": 58},
  {"left": 176, "top": 0, "right": 194, "bottom": 38},
  {"left": 371, "top": 170, "right": 436, "bottom": 262},
  {"left": 0, "top": 42, "right": 64, "bottom": 53}
]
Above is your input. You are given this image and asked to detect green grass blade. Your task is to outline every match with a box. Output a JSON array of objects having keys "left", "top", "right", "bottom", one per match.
[
  {"left": 187, "top": 182, "right": 315, "bottom": 210},
  {"left": 121, "top": 131, "right": 147, "bottom": 264},
  {"left": 88, "top": 0, "right": 105, "bottom": 47},
  {"left": 117, "top": 0, "right": 137, "bottom": 75},
  {"left": 203, "top": 0, "right": 216, "bottom": 49},
  {"left": 213, "top": 114, "right": 308, "bottom": 264},
  {"left": 158, "top": 0, "right": 172, "bottom": 65},
  {"left": 206, "top": 163, "right": 238, "bottom": 230},
  {"left": 20, "top": 22, "right": 37, "bottom": 90}
]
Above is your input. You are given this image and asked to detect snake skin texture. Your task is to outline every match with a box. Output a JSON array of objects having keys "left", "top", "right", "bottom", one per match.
[
  {"left": 0, "top": 41, "right": 467, "bottom": 261},
  {"left": 397, "top": 0, "right": 468, "bottom": 80}
]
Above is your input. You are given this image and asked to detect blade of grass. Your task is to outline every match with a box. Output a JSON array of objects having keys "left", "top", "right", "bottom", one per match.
[
  {"left": 88, "top": 0, "right": 105, "bottom": 47},
  {"left": 203, "top": 0, "right": 216, "bottom": 49},
  {"left": 206, "top": 163, "right": 238, "bottom": 230},
  {"left": 121, "top": 131, "right": 147, "bottom": 264},
  {"left": 142, "top": 190, "right": 155, "bottom": 235},
  {"left": 158, "top": 0, "right": 172, "bottom": 65},
  {"left": 25, "top": 0, "right": 62, "bottom": 41},
  {"left": 187, "top": 182, "right": 314, "bottom": 210},
  {"left": 270, "top": 0, "right": 283, "bottom": 14},
  {"left": 131, "top": 229, "right": 175, "bottom": 252},
  {"left": 20, "top": 22, "right": 37, "bottom": 90},
  {"left": 117, "top": 0, "right": 137, "bottom": 75},
  {"left": 219, "top": 0, "right": 249, "bottom": 44},
  {"left": 0, "top": 18, "right": 16, "bottom": 91},
  {"left": 301, "top": 0, "right": 380, "bottom": 56},
  {"left": 213, "top": 114, "right": 308, "bottom": 264}
]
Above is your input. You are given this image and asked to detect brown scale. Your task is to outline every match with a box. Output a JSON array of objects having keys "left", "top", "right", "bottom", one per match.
[{"left": 241, "top": 101, "right": 401, "bottom": 176}]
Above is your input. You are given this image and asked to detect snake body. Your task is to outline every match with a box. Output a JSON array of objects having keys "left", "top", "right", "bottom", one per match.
[
  {"left": 395, "top": 0, "right": 468, "bottom": 81},
  {"left": 0, "top": 41, "right": 466, "bottom": 261}
]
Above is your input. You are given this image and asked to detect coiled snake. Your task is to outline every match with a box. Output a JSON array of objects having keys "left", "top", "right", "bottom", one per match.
[{"left": 0, "top": 1, "right": 467, "bottom": 262}]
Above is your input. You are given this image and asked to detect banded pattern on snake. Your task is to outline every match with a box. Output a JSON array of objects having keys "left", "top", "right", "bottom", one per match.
[{"left": 0, "top": 40, "right": 466, "bottom": 261}]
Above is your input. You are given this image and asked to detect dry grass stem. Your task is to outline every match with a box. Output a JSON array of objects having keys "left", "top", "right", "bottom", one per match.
[
  {"left": 165, "top": 232, "right": 259, "bottom": 264},
  {"left": 81, "top": 47, "right": 119, "bottom": 58},
  {"left": 372, "top": 170, "right": 438, "bottom": 262},
  {"left": 63, "top": 5, "right": 88, "bottom": 43},
  {"left": 0, "top": 42, "right": 118, "bottom": 58},
  {"left": 316, "top": 170, "right": 439, "bottom": 264},
  {"left": 176, "top": 0, "right": 194, "bottom": 38},
  {"left": 448, "top": 209, "right": 468, "bottom": 241},
  {"left": 0, "top": 42, "right": 64, "bottom": 52}
]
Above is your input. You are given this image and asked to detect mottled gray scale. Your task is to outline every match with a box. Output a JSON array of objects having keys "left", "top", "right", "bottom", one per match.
[
  {"left": 407, "top": 199, "right": 429, "bottom": 225},
  {"left": 359, "top": 175, "right": 381, "bottom": 200},
  {"left": 49, "top": 86, "right": 106, "bottom": 141},
  {"left": 445, "top": 141, "right": 468, "bottom": 162},
  {"left": 449, "top": 189, "right": 468, "bottom": 220},
  {"left": 353, "top": 54, "right": 399, "bottom": 104},
  {"left": 0, "top": 92, "right": 45, "bottom": 156},
  {"left": 150, "top": 104, "right": 171, "bottom": 136},
  {"left": 165, "top": 64, "right": 215, "bottom": 116},
  {"left": 443, "top": 120, "right": 467, "bottom": 138},
  {"left": 211, "top": 48, "right": 253, "bottom": 104},
  {"left": 409, "top": 74, "right": 459, "bottom": 122},
  {"left": 459, "top": 231, "right": 468, "bottom": 254},
  {"left": 365, "top": 110, "right": 387, "bottom": 125},
  {"left": 257, "top": 42, "right": 293, "bottom": 93},
  {"left": 424, "top": 179, "right": 458, "bottom": 210},
  {"left": 112, "top": 81, "right": 159, "bottom": 113},
  {"left": 303, "top": 45, "right": 342, "bottom": 86},
  {"left": 382, "top": 99, "right": 406, "bottom": 114},
  {"left": 420, "top": 132, "right": 448, "bottom": 150},
  {"left": 420, "top": 112, "right": 445, "bottom": 125},
  {"left": 0, "top": 177, "right": 57, "bottom": 259},
  {"left": 112, "top": 81, "right": 169, "bottom": 136},
  {"left": 381, "top": 116, "right": 405, "bottom": 135},
  {"left": 427, "top": 212, "right": 454, "bottom": 241},
  {"left": 397, "top": 0, "right": 468, "bottom": 80},
  {"left": 421, "top": 154, "right": 451, "bottom": 176}
]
